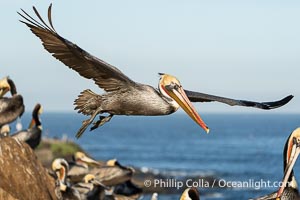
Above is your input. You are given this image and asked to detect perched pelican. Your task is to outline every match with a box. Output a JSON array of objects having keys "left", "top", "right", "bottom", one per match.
[
  {"left": 73, "top": 174, "right": 106, "bottom": 200},
  {"left": 0, "top": 124, "right": 10, "bottom": 138},
  {"left": 0, "top": 77, "right": 24, "bottom": 127},
  {"left": 52, "top": 158, "right": 81, "bottom": 200},
  {"left": 180, "top": 187, "right": 200, "bottom": 200},
  {"left": 250, "top": 128, "right": 300, "bottom": 200},
  {"left": 90, "top": 159, "right": 134, "bottom": 186},
  {"left": 11, "top": 103, "right": 43, "bottom": 149},
  {"left": 68, "top": 152, "right": 101, "bottom": 183},
  {"left": 19, "top": 5, "right": 293, "bottom": 138}
]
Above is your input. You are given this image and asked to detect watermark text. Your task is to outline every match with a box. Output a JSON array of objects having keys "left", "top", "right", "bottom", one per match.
[{"left": 144, "top": 178, "right": 290, "bottom": 190}]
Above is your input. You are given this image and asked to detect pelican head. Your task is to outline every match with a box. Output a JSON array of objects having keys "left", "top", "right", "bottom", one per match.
[
  {"left": 29, "top": 103, "right": 43, "bottom": 129},
  {"left": 74, "top": 152, "right": 100, "bottom": 166},
  {"left": 106, "top": 159, "right": 135, "bottom": 173},
  {"left": 0, "top": 124, "right": 10, "bottom": 138},
  {"left": 84, "top": 174, "right": 106, "bottom": 187},
  {"left": 159, "top": 73, "right": 209, "bottom": 133},
  {"left": 276, "top": 128, "right": 300, "bottom": 198},
  {"left": 106, "top": 159, "right": 118, "bottom": 167},
  {"left": 37, "top": 104, "right": 43, "bottom": 115},
  {"left": 180, "top": 187, "right": 200, "bottom": 200},
  {"left": 0, "top": 77, "right": 10, "bottom": 97},
  {"left": 52, "top": 158, "right": 69, "bottom": 191}
]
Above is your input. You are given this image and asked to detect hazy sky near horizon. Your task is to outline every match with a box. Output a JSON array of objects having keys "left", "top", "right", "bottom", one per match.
[{"left": 1, "top": 1, "right": 299, "bottom": 114}]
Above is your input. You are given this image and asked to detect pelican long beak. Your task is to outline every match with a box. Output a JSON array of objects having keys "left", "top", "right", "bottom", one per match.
[
  {"left": 0, "top": 87, "right": 9, "bottom": 97},
  {"left": 92, "top": 179, "right": 107, "bottom": 188},
  {"left": 164, "top": 85, "right": 209, "bottom": 133},
  {"left": 81, "top": 156, "right": 101, "bottom": 166},
  {"left": 0, "top": 89, "right": 5, "bottom": 97},
  {"left": 0, "top": 77, "right": 10, "bottom": 97},
  {"left": 276, "top": 138, "right": 300, "bottom": 198}
]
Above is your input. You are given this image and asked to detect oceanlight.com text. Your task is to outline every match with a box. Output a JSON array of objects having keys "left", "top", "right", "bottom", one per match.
[{"left": 144, "top": 178, "right": 289, "bottom": 190}]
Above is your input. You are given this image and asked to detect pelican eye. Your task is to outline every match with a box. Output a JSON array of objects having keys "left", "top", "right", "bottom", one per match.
[
  {"left": 165, "top": 83, "right": 181, "bottom": 91},
  {"left": 293, "top": 137, "right": 297, "bottom": 144},
  {"left": 173, "top": 84, "right": 181, "bottom": 90},
  {"left": 293, "top": 137, "right": 300, "bottom": 147}
]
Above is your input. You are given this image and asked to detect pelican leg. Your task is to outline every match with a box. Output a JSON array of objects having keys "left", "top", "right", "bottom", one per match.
[
  {"left": 90, "top": 114, "right": 114, "bottom": 131},
  {"left": 75, "top": 108, "right": 102, "bottom": 139}
]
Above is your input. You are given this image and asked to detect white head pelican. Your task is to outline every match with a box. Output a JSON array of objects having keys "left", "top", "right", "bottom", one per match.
[
  {"left": 52, "top": 158, "right": 81, "bottom": 200},
  {"left": 251, "top": 128, "right": 300, "bottom": 200},
  {"left": 0, "top": 77, "right": 24, "bottom": 127}
]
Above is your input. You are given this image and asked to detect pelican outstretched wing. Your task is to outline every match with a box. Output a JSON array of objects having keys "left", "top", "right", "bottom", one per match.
[
  {"left": 19, "top": 4, "right": 137, "bottom": 92},
  {"left": 185, "top": 90, "right": 293, "bottom": 110}
]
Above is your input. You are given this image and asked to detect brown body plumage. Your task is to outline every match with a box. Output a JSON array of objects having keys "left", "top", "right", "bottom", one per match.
[
  {"left": 75, "top": 88, "right": 175, "bottom": 116},
  {"left": 90, "top": 159, "right": 134, "bottom": 187}
]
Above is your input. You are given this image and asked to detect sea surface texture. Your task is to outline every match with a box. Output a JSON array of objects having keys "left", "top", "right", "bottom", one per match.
[{"left": 18, "top": 113, "right": 300, "bottom": 199}]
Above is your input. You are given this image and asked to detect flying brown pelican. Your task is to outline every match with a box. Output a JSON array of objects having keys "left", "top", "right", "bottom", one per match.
[
  {"left": 11, "top": 103, "right": 43, "bottom": 149},
  {"left": 19, "top": 5, "right": 293, "bottom": 138},
  {"left": 67, "top": 152, "right": 101, "bottom": 183},
  {"left": 180, "top": 187, "right": 200, "bottom": 200},
  {"left": 90, "top": 159, "right": 134, "bottom": 187},
  {"left": 73, "top": 174, "right": 106, "bottom": 200},
  {"left": 52, "top": 158, "right": 81, "bottom": 200},
  {"left": 250, "top": 128, "right": 300, "bottom": 200},
  {"left": 0, "top": 77, "right": 24, "bottom": 127}
]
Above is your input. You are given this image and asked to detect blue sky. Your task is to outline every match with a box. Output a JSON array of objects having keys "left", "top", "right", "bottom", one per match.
[{"left": 1, "top": 1, "right": 299, "bottom": 113}]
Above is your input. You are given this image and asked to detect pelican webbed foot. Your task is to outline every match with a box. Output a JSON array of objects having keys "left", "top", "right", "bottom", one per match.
[
  {"left": 90, "top": 114, "right": 113, "bottom": 131},
  {"left": 75, "top": 108, "right": 102, "bottom": 139}
]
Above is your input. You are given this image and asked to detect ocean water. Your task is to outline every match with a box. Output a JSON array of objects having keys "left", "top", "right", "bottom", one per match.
[{"left": 17, "top": 112, "right": 300, "bottom": 199}]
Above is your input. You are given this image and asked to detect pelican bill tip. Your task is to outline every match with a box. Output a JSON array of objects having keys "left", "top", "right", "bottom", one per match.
[{"left": 206, "top": 128, "right": 210, "bottom": 134}]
